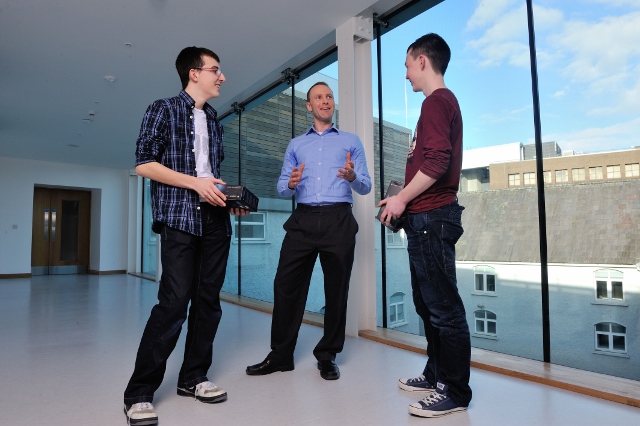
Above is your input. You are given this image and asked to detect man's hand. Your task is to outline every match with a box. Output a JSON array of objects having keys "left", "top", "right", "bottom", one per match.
[
  {"left": 194, "top": 178, "right": 227, "bottom": 207},
  {"left": 288, "top": 164, "right": 305, "bottom": 189},
  {"left": 337, "top": 152, "right": 355, "bottom": 182},
  {"left": 377, "top": 196, "right": 407, "bottom": 227},
  {"left": 229, "top": 207, "right": 250, "bottom": 216}
]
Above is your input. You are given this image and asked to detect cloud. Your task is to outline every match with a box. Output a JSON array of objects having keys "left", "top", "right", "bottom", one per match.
[
  {"left": 479, "top": 104, "right": 532, "bottom": 124},
  {"left": 467, "top": 0, "right": 517, "bottom": 30},
  {"left": 536, "top": 116, "right": 640, "bottom": 152},
  {"left": 466, "top": 4, "right": 563, "bottom": 68}
]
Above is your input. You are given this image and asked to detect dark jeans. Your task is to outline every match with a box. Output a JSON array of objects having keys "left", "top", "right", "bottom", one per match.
[
  {"left": 404, "top": 200, "right": 472, "bottom": 407},
  {"left": 124, "top": 204, "right": 231, "bottom": 405},
  {"left": 269, "top": 203, "right": 358, "bottom": 363}
]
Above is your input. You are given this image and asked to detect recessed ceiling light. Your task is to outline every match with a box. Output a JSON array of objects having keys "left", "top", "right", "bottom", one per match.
[
  {"left": 88, "top": 110, "right": 96, "bottom": 116},
  {"left": 104, "top": 75, "right": 117, "bottom": 82},
  {"left": 125, "top": 42, "right": 133, "bottom": 47},
  {"left": 82, "top": 118, "right": 93, "bottom": 123}
]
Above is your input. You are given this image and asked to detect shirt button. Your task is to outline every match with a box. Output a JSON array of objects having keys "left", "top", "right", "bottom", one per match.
[
  {"left": 191, "top": 131, "right": 194, "bottom": 134},
  {"left": 192, "top": 149, "right": 195, "bottom": 152},
  {"left": 317, "top": 177, "right": 320, "bottom": 180},
  {"left": 197, "top": 206, "right": 201, "bottom": 210}
]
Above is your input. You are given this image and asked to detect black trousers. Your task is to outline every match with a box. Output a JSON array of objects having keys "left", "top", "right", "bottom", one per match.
[
  {"left": 124, "top": 204, "right": 231, "bottom": 405},
  {"left": 269, "top": 203, "right": 359, "bottom": 363}
]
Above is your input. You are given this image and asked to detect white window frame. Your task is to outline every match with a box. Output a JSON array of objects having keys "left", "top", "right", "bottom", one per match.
[
  {"left": 388, "top": 292, "right": 407, "bottom": 328},
  {"left": 232, "top": 212, "right": 267, "bottom": 242},
  {"left": 606, "top": 165, "right": 621, "bottom": 179},
  {"left": 589, "top": 166, "right": 603, "bottom": 180},
  {"left": 555, "top": 169, "right": 568, "bottom": 183},
  {"left": 386, "top": 227, "right": 407, "bottom": 248},
  {"left": 474, "top": 310, "right": 497, "bottom": 337},
  {"left": 508, "top": 173, "right": 520, "bottom": 187},
  {"left": 594, "top": 322, "right": 627, "bottom": 355},
  {"left": 572, "top": 168, "right": 585, "bottom": 182},
  {"left": 624, "top": 163, "right": 639, "bottom": 177},
  {"left": 523, "top": 172, "right": 535, "bottom": 185},
  {"left": 473, "top": 265, "right": 496, "bottom": 294},
  {"left": 593, "top": 268, "right": 625, "bottom": 305},
  {"left": 543, "top": 171, "right": 552, "bottom": 184}
]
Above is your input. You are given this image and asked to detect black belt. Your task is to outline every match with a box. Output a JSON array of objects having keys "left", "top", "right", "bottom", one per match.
[{"left": 297, "top": 202, "right": 351, "bottom": 212}]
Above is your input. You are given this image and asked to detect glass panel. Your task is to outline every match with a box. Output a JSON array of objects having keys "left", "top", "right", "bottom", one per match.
[
  {"left": 594, "top": 270, "right": 608, "bottom": 278},
  {"left": 611, "top": 282, "right": 623, "bottom": 300},
  {"left": 390, "top": 306, "right": 397, "bottom": 323},
  {"left": 141, "top": 178, "right": 157, "bottom": 277},
  {"left": 60, "top": 200, "right": 79, "bottom": 262},
  {"left": 397, "top": 303, "right": 405, "bottom": 321},
  {"left": 596, "top": 334, "right": 609, "bottom": 349},
  {"left": 595, "top": 323, "right": 608, "bottom": 332},
  {"left": 486, "top": 312, "right": 496, "bottom": 320},
  {"left": 612, "top": 336, "right": 625, "bottom": 351},
  {"left": 390, "top": 293, "right": 403, "bottom": 304},
  {"left": 609, "top": 270, "right": 623, "bottom": 279},
  {"left": 475, "top": 311, "right": 484, "bottom": 319},
  {"left": 611, "top": 324, "right": 626, "bottom": 333},
  {"left": 486, "top": 275, "right": 495, "bottom": 292},
  {"left": 487, "top": 321, "right": 496, "bottom": 335},
  {"left": 596, "top": 281, "right": 607, "bottom": 299},
  {"left": 475, "top": 274, "right": 484, "bottom": 291},
  {"left": 476, "top": 320, "right": 484, "bottom": 333}
]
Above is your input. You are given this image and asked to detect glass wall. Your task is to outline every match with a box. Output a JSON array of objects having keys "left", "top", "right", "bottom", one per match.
[
  {"left": 141, "top": 178, "right": 156, "bottom": 277},
  {"left": 219, "top": 63, "right": 339, "bottom": 314},
  {"left": 139, "top": 0, "right": 640, "bottom": 382}
]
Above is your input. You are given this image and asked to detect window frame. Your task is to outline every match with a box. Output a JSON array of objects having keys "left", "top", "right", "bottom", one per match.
[
  {"left": 594, "top": 322, "right": 627, "bottom": 355},
  {"left": 232, "top": 211, "right": 267, "bottom": 242},
  {"left": 474, "top": 309, "right": 497, "bottom": 338},
  {"left": 388, "top": 292, "right": 408, "bottom": 328},
  {"left": 592, "top": 268, "right": 626, "bottom": 305},
  {"left": 473, "top": 265, "right": 497, "bottom": 295},
  {"left": 523, "top": 172, "right": 536, "bottom": 186},
  {"left": 508, "top": 173, "right": 521, "bottom": 187},
  {"left": 589, "top": 166, "right": 603, "bottom": 180},
  {"left": 624, "top": 163, "right": 639, "bottom": 177}
]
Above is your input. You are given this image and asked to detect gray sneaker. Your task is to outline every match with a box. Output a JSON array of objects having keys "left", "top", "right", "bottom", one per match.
[
  {"left": 124, "top": 402, "right": 158, "bottom": 426},
  {"left": 177, "top": 381, "right": 227, "bottom": 403},
  {"left": 398, "top": 374, "right": 436, "bottom": 393}
]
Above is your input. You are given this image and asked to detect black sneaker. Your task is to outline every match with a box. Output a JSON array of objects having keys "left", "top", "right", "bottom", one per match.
[
  {"left": 123, "top": 402, "right": 158, "bottom": 425},
  {"left": 177, "top": 381, "right": 227, "bottom": 403}
]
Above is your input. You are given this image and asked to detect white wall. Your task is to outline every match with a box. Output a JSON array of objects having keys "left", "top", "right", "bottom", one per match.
[{"left": 0, "top": 156, "right": 130, "bottom": 275}]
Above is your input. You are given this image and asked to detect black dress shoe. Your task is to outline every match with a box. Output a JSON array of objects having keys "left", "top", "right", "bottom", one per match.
[
  {"left": 317, "top": 360, "right": 340, "bottom": 380},
  {"left": 246, "top": 357, "right": 294, "bottom": 376}
]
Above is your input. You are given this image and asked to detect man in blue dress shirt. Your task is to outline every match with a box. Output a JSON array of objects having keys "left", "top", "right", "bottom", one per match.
[{"left": 246, "top": 82, "right": 372, "bottom": 380}]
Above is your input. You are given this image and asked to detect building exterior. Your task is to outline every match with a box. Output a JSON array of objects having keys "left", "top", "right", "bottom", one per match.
[{"left": 490, "top": 147, "right": 640, "bottom": 189}]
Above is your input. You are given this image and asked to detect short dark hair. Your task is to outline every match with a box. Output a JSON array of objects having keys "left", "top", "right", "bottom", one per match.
[
  {"left": 407, "top": 33, "right": 451, "bottom": 76},
  {"left": 306, "top": 81, "right": 331, "bottom": 102},
  {"left": 175, "top": 47, "right": 220, "bottom": 89}
]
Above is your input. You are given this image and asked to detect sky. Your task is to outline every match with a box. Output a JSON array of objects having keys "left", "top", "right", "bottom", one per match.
[{"left": 319, "top": 0, "right": 640, "bottom": 154}]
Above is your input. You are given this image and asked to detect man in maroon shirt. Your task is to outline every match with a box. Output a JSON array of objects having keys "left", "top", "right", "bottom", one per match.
[{"left": 378, "top": 33, "right": 472, "bottom": 418}]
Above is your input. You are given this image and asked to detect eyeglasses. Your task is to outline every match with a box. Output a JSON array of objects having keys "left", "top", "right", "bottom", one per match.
[{"left": 194, "top": 66, "right": 222, "bottom": 75}]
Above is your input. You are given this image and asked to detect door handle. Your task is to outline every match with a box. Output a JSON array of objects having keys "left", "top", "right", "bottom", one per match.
[
  {"left": 51, "top": 208, "right": 57, "bottom": 242},
  {"left": 44, "top": 208, "right": 49, "bottom": 242}
]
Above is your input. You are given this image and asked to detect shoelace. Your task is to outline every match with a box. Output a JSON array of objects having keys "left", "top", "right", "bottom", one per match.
[
  {"left": 407, "top": 374, "right": 426, "bottom": 383},
  {"left": 194, "top": 381, "right": 218, "bottom": 399},
  {"left": 421, "top": 392, "right": 446, "bottom": 406},
  {"left": 127, "top": 402, "right": 154, "bottom": 426}
]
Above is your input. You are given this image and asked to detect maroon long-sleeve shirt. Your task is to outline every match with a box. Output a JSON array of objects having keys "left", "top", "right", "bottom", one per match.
[{"left": 404, "top": 88, "right": 463, "bottom": 214}]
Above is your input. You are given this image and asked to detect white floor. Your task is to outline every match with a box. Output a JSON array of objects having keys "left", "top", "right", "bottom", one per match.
[{"left": 0, "top": 274, "right": 638, "bottom": 426}]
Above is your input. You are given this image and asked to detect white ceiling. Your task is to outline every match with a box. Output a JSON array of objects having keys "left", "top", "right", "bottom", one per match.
[{"left": 0, "top": 0, "right": 409, "bottom": 170}]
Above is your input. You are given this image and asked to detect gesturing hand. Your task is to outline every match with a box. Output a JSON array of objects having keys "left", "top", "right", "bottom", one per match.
[
  {"left": 288, "top": 164, "right": 305, "bottom": 189},
  {"left": 337, "top": 152, "right": 355, "bottom": 182}
]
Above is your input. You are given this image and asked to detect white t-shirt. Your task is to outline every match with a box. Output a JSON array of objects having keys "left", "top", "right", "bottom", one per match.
[{"left": 193, "top": 108, "right": 213, "bottom": 179}]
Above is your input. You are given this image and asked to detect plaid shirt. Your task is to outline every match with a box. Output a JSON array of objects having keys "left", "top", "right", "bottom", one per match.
[{"left": 135, "top": 90, "right": 224, "bottom": 236}]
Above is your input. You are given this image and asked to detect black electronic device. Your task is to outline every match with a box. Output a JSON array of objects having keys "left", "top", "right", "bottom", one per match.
[
  {"left": 376, "top": 180, "right": 405, "bottom": 232},
  {"left": 222, "top": 185, "right": 259, "bottom": 212}
]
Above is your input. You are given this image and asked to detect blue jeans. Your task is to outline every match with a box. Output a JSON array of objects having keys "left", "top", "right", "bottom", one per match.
[
  {"left": 404, "top": 200, "right": 472, "bottom": 407},
  {"left": 124, "top": 203, "right": 231, "bottom": 405}
]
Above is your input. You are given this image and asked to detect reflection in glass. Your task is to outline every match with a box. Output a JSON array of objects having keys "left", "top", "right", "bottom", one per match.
[{"left": 60, "top": 200, "right": 79, "bottom": 262}]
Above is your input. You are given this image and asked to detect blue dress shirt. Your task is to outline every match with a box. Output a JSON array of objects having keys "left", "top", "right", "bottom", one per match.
[{"left": 277, "top": 125, "right": 372, "bottom": 204}]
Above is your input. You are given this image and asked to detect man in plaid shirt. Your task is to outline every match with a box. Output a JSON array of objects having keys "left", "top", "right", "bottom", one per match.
[{"left": 124, "top": 46, "right": 247, "bottom": 426}]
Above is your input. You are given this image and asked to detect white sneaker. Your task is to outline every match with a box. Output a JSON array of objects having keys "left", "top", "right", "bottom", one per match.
[
  {"left": 124, "top": 402, "right": 158, "bottom": 426},
  {"left": 177, "top": 381, "right": 227, "bottom": 403}
]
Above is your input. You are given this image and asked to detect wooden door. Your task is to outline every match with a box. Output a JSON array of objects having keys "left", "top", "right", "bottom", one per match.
[{"left": 31, "top": 188, "right": 91, "bottom": 275}]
